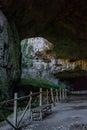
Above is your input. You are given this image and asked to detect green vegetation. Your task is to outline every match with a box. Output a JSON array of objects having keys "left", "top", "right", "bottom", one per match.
[
  {"left": 21, "top": 39, "right": 33, "bottom": 68},
  {"left": 20, "top": 77, "right": 59, "bottom": 90},
  {"left": 20, "top": 77, "right": 68, "bottom": 90}
]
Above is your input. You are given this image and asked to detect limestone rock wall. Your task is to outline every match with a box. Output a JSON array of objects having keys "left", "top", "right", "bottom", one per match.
[
  {"left": 21, "top": 37, "right": 87, "bottom": 83},
  {"left": 21, "top": 37, "right": 58, "bottom": 85},
  {"left": 0, "top": 11, "right": 21, "bottom": 100}
]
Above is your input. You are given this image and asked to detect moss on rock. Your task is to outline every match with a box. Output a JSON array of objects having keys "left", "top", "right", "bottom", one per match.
[{"left": 0, "top": 11, "right": 21, "bottom": 100}]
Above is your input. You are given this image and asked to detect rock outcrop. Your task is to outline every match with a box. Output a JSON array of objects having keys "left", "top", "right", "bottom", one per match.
[
  {"left": 0, "top": 11, "right": 21, "bottom": 100},
  {"left": 21, "top": 37, "right": 58, "bottom": 85},
  {"left": 21, "top": 37, "right": 87, "bottom": 85}
]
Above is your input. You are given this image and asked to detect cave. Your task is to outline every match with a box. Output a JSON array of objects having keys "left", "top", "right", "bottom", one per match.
[
  {"left": 1, "top": 1, "right": 87, "bottom": 129},
  {"left": 60, "top": 76, "right": 87, "bottom": 91},
  {"left": 0, "top": 0, "right": 87, "bottom": 98},
  {"left": 17, "top": 36, "right": 87, "bottom": 97},
  {"left": 68, "top": 76, "right": 87, "bottom": 91}
]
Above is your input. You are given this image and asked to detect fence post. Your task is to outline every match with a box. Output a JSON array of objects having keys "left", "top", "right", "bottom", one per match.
[
  {"left": 14, "top": 93, "right": 18, "bottom": 128},
  {"left": 59, "top": 88, "right": 62, "bottom": 102},
  {"left": 51, "top": 88, "right": 54, "bottom": 106},
  {"left": 29, "top": 91, "right": 32, "bottom": 117},
  {"left": 62, "top": 89, "right": 65, "bottom": 100},
  {"left": 56, "top": 89, "right": 59, "bottom": 103},
  {"left": 40, "top": 88, "right": 42, "bottom": 106},
  {"left": 47, "top": 89, "right": 49, "bottom": 104},
  {"left": 65, "top": 89, "right": 67, "bottom": 99}
]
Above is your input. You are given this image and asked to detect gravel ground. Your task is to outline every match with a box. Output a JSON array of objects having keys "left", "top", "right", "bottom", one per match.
[{"left": 1, "top": 96, "right": 87, "bottom": 130}]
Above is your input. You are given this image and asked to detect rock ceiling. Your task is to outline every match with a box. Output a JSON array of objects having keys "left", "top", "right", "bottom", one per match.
[
  {"left": 0, "top": 1, "right": 86, "bottom": 38},
  {"left": 1, "top": 0, "right": 87, "bottom": 61}
]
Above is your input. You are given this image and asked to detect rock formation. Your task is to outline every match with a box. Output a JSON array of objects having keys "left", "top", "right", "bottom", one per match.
[
  {"left": 21, "top": 37, "right": 87, "bottom": 86},
  {"left": 0, "top": 11, "right": 21, "bottom": 100},
  {"left": 0, "top": 1, "right": 87, "bottom": 98},
  {"left": 0, "top": 1, "right": 87, "bottom": 60},
  {"left": 21, "top": 37, "right": 58, "bottom": 85}
]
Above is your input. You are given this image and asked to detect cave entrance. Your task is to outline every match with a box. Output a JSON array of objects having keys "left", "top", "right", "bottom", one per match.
[
  {"left": 60, "top": 76, "right": 87, "bottom": 95},
  {"left": 69, "top": 76, "right": 87, "bottom": 91}
]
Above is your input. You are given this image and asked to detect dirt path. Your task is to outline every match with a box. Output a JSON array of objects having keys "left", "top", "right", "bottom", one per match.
[{"left": 1, "top": 97, "right": 87, "bottom": 130}]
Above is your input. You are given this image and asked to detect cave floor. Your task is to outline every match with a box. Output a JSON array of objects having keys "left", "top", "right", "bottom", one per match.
[{"left": 1, "top": 95, "right": 87, "bottom": 130}]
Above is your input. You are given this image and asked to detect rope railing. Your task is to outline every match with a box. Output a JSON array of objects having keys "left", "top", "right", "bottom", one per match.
[
  {"left": 0, "top": 91, "right": 49, "bottom": 105},
  {"left": 0, "top": 88, "right": 68, "bottom": 130}
]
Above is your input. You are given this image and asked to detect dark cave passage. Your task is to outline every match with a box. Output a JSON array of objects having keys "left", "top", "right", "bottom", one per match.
[
  {"left": 62, "top": 76, "right": 87, "bottom": 92},
  {"left": 70, "top": 76, "right": 87, "bottom": 91}
]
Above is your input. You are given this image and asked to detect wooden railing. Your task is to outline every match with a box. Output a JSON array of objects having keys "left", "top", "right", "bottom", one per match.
[
  {"left": 70, "top": 90, "right": 87, "bottom": 95},
  {"left": 0, "top": 88, "right": 67, "bottom": 130}
]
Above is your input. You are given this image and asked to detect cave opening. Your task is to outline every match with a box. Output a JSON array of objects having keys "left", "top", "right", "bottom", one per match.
[
  {"left": 60, "top": 76, "right": 87, "bottom": 95},
  {"left": 69, "top": 76, "right": 87, "bottom": 91}
]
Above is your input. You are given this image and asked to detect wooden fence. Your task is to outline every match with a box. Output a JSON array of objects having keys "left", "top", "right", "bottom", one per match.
[{"left": 0, "top": 88, "right": 67, "bottom": 130}]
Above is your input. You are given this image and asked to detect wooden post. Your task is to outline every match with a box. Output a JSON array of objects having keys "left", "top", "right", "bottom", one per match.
[
  {"left": 51, "top": 88, "right": 54, "bottom": 105},
  {"left": 47, "top": 89, "right": 49, "bottom": 104},
  {"left": 14, "top": 93, "right": 17, "bottom": 128},
  {"left": 65, "top": 89, "right": 67, "bottom": 98},
  {"left": 40, "top": 88, "right": 42, "bottom": 106},
  {"left": 29, "top": 91, "right": 32, "bottom": 117},
  {"left": 56, "top": 89, "right": 59, "bottom": 103},
  {"left": 62, "top": 89, "right": 65, "bottom": 99},
  {"left": 59, "top": 88, "right": 62, "bottom": 102}
]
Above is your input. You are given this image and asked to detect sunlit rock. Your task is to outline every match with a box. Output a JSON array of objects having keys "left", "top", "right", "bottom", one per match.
[
  {"left": 21, "top": 37, "right": 58, "bottom": 85},
  {"left": 21, "top": 37, "right": 87, "bottom": 82}
]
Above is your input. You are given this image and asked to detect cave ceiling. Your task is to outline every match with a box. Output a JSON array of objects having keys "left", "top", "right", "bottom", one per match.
[{"left": 1, "top": 0, "right": 87, "bottom": 60}]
